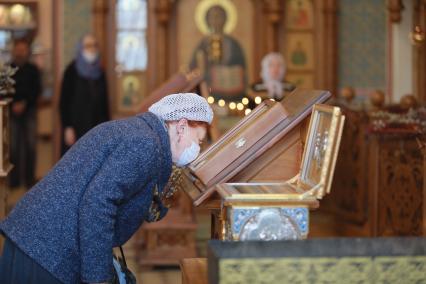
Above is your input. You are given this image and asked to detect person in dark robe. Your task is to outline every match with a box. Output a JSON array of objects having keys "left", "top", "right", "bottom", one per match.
[
  {"left": 59, "top": 33, "right": 109, "bottom": 155},
  {"left": 9, "top": 39, "right": 42, "bottom": 188}
]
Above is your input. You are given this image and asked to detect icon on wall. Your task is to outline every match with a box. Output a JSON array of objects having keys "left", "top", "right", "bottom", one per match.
[
  {"left": 190, "top": 0, "right": 247, "bottom": 102},
  {"left": 286, "top": 0, "right": 314, "bottom": 30},
  {"left": 0, "top": 4, "right": 34, "bottom": 28},
  {"left": 286, "top": 33, "right": 314, "bottom": 71},
  {"left": 118, "top": 74, "right": 145, "bottom": 112}
]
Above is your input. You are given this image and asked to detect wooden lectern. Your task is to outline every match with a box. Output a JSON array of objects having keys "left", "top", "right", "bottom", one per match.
[
  {"left": 181, "top": 89, "right": 331, "bottom": 239},
  {"left": 140, "top": 70, "right": 201, "bottom": 107}
]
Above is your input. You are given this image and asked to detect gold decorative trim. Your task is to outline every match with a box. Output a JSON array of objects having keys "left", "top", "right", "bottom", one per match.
[{"left": 218, "top": 256, "right": 426, "bottom": 283}]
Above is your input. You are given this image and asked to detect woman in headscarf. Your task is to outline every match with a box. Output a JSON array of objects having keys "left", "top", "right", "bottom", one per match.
[
  {"left": 59, "top": 33, "right": 109, "bottom": 155},
  {"left": 252, "top": 52, "right": 295, "bottom": 101},
  {"left": 0, "top": 93, "right": 213, "bottom": 284}
]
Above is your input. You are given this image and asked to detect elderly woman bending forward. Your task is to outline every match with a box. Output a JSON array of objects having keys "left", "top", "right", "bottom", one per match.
[{"left": 0, "top": 93, "right": 213, "bottom": 284}]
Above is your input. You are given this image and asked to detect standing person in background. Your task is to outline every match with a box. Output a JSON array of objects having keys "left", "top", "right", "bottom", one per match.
[
  {"left": 59, "top": 33, "right": 109, "bottom": 155},
  {"left": 252, "top": 52, "right": 295, "bottom": 101},
  {"left": 9, "top": 39, "right": 42, "bottom": 188}
]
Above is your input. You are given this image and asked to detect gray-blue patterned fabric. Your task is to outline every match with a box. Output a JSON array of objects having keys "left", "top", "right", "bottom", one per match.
[{"left": 0, "top": 112, "right": 172, "bottom": 284}]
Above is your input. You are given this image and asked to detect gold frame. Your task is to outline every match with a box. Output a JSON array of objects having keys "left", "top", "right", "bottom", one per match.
[{"left": 299, "top": 104, "right": 345, "bottom": 198}]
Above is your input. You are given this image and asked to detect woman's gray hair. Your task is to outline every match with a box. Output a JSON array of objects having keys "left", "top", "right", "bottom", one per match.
[{"left": 260, "top": 52, "right": 286, "bottom": 82}]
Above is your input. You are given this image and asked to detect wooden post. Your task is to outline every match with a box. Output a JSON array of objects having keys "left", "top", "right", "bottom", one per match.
[
  {"left": 413, "top": 0, "right": 426, "bottom": 104},
  {"left": 262, "top": 0, "right": 283, "bottom": 52},
  {"left": 423, "top": 144, "right": 426, "bottom": 236},
  {"left": 318, "top": 0, "right": 338, "bottom": 95},
  {"left": 154, "top": 0, "right": 174, "bottom": 87},
  {"left": 92, "top": 0, "right": 109, "bottom": 68}
]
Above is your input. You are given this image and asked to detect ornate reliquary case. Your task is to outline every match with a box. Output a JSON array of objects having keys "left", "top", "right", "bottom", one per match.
[
  {"left": 181, "top": 89, "right": 332, "bottom": 207},
  {"left": 214, "top": 104, "right": 345, "bottom": 241}
]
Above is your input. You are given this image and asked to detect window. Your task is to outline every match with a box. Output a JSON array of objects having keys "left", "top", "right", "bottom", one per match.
[
  {"left": 113, "top": 0, "right": 148, "bottom": 113},
  {"left": 115, "top": 0, "right": 147, "bottom": 72}
]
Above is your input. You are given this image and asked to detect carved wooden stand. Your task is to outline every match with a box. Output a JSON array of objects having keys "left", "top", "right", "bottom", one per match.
[
  {"left": 137, "top": 191, "right": 198, "bottom": 266},
  {"left": 321, "top": 107, "right": 426, "bottom": 236},
  {"left": 0, "top": 99, "right": 12, "bottom": 251}
]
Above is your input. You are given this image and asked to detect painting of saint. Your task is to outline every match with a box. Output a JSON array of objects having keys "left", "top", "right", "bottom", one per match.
[
  {"left": 190, "top": 0, "right": 247, "bottom": 102},
  {"left": 120, "top": 75, "right": 142, "bottom": 111},
  {"left": 286, "top": 33, "right": 314, "bottom": 70},
  {"left": 291, "top": 41, "right": 307, "bottom": 66},
  {"left": 9, "top": 4, "right": 32, "bottom": 26},
  {"left": 286, "top": 0, "right": 314, "bottom": 30}
]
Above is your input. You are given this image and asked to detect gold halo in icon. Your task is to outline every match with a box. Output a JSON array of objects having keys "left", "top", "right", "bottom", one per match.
[{"left": 194, "top": 0, "right": 237, "bottom": 35}]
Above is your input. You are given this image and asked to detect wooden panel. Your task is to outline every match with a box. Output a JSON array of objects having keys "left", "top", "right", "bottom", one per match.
[
  {"left": 0, "top": 100, "right": 12, "bottom": 175},
  {"left": 139, "top": 71, "right": 202, "bottom": 112},
  {"left": 321, "top": 109, "right": 369, "bottom": 224},
  {"left": 0, "top": 178, "right": 7, "bottom": 220},
  {"left": 180, "top": 258, "right": 208, "bottom": 284},
  {"left": 376, "top": 137, "right": 424, "bottom": 236},
  {"left": 0, "top": 100, "right": 11, "bottom": 252},
  {"left": 320, "top": 106, "right": 426, "bottom": 237},
  {"left": 191, "top": 100, "right": 289, "bottom": 187},
  {"left": 231, "top": 124, "right": 303, "bottom": 182},
  {"left": 137, "top": 177, "right": 198, "bottom": 267}
]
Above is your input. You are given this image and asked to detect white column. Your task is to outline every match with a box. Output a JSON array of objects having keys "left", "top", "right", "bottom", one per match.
[{"left": 391, "top": 0, "right": 414, "bottom": 103}]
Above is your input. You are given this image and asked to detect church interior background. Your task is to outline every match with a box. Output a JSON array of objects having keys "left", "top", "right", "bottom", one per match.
[{"left": 0, "top": 0, "right": 425, "bottom": 283}]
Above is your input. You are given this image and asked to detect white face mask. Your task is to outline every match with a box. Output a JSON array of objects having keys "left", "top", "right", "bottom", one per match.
[
  {"left": 175, "top": 141, "right": 200, "bottom": 167},
  {"left": 82, "top": 50, "right": 98, "bottom": 63}
]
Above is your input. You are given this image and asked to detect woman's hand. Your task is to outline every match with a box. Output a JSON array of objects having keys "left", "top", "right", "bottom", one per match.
[{"left": 64, "top": 127, "right": 77, "bottom": 146}]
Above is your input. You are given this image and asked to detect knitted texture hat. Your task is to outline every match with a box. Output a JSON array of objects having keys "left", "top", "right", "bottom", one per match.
[{"left": 149, "top": 93, "right": 213, "bottom": 124}]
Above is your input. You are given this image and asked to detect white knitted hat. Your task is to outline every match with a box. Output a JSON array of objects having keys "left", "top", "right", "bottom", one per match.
[{"left": 148, "top": 93, "right": 214, "bottom": 124}]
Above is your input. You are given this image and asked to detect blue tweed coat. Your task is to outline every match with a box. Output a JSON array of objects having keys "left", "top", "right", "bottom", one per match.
[{"left": 0, "top": 112, "right": 173, "bottom": 284}]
